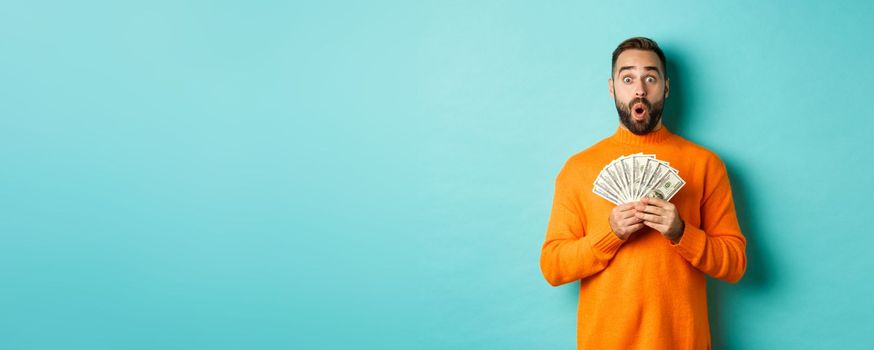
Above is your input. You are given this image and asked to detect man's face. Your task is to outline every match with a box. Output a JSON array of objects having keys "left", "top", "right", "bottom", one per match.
[{"left": 609, "top": 49, "right": 670, "bottom": 135}]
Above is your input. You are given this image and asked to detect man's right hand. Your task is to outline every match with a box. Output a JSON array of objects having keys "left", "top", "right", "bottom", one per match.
[{"left": 609, "top": 202, "right": 644, "bottom": 241}]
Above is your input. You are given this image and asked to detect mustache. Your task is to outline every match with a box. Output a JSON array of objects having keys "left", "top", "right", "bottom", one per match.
[{"left": 628, "top": 97, "right": 652, "bottom": 110}]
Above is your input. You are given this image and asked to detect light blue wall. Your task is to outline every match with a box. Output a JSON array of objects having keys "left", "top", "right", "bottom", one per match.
[{"left": 2, "top": 1, "right": 872, "bottom": 349}]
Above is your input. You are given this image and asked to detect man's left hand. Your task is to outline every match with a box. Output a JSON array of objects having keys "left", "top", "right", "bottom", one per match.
[{"left": 634, "top": 197, "right": 684, "bottom": 244}]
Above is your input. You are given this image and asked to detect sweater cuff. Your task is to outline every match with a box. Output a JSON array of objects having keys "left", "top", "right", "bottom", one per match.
[
  {"left": 587, "top": 222, "right": 626, "bottom": 262},
  {"left": 670, "top": 223, "right": 707, "bottom": 265}
]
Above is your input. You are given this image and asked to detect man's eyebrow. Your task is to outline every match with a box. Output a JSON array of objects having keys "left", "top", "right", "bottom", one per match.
[{"left": 616, "top": 65, "right": 663, "bottom": 76}]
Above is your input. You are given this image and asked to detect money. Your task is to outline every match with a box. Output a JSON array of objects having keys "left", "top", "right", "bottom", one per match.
[{"left": 592, "top": 153, "right": 685, "bottom": 205}]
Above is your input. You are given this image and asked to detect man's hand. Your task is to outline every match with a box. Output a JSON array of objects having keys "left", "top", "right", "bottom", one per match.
[
  {"left": 608, "top": 203, "right": 645, "bottom": 240},
  {"left": 634, "top": 197, "right": 685, "bottom": 243}
]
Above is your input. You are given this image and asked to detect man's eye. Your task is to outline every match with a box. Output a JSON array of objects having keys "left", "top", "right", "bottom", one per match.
[
  {"left": 622, "top": 77, "right": 632, "bottom": 83},
  {"left": 645, "top": 76, "right": 656, "bottom": 83}
]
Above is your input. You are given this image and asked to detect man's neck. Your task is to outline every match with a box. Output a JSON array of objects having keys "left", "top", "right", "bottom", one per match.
[{"left": 618, "top": 121, "right": 663, "bottom": 134}]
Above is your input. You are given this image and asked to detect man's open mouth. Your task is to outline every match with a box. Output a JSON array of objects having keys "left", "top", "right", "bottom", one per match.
[{"left": 632, "top": 103, "right": 647, "bottom": 120}]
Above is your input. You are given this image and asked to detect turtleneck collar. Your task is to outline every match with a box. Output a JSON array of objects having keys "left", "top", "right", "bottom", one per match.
[{"left": 610, "top": 125, "right": 675, "bottom": 146}]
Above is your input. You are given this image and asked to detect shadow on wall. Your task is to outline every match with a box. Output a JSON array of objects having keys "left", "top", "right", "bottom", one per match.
[
  {"left": 707, "top": 159, "right": 776, "bottom": 349},
  {"left": 664, "top": 46, "right": 776, "bottom": 349},
  {"left": 662, "top": 47, "right": 691, "bottom": 136}
]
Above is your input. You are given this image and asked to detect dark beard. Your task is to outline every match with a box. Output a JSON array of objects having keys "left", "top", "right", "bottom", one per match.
[{"left": 615, "top": 96, "right": 664, "bottom": 135}]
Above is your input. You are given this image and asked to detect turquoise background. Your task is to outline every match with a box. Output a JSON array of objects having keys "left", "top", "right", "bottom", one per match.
[{"left": 2, "top": 1, "right": 872, "bottom": 349}]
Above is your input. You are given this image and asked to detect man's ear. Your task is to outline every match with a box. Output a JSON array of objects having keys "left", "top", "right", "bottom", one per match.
[
  {"left": 665, "top": 78, "right": 670, "bottom": 99},
  {"left": 608, "top": 78, "right": 614, "bottom": 99}
]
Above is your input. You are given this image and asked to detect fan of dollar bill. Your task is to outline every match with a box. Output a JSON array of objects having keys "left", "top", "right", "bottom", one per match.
[{"left": 592, "top": 153, "right": 685, "bottom": 205}]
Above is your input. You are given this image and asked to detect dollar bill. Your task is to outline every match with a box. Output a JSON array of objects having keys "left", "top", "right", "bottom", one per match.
[{"left": 643, "top": 166, "right": 685, "bottom": 201}]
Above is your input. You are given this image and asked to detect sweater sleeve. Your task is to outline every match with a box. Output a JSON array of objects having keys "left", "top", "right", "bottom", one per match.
[
  {"left": 540, "top": 160, "right": 626, "bottom": 287},
  {"left": 671, "top": 158, "right": 747, "bottom": 283}
]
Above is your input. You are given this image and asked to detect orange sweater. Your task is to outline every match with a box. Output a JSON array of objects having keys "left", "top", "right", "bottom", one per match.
[{"left": 540, "top": 126, "right": 747, "bottom": 349}]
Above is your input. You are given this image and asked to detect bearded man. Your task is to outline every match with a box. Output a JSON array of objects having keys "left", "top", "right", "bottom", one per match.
[{"left": 539, "top": 37, "right": 747, "bottom": 350}]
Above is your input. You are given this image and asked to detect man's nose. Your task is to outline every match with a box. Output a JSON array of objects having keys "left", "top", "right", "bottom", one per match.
[{"left": 635, "top": 82, "right": 646, "bottom": 97}]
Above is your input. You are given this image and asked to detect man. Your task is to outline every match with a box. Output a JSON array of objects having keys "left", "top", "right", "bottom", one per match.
[{"left": 539, "top": 37, "right": 747, "bottom": 349}]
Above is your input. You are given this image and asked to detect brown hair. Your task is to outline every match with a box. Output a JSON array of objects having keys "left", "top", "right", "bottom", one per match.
[{"left": 611, "top": 37, "right": 667, "bottom": 78}]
